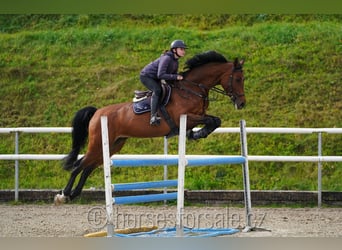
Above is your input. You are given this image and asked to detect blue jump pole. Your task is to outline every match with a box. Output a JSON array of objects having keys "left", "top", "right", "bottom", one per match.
[
  {"left": 112, "top": 157, "right": 178, "bottom": 167},
  {"left": 113, "top": 192, "right": 178, "bottom": 205},
  {"left": 111, "top": 155, "right": 245, "bottom": 167},
  {"left": 112, "top": 180, "right": 178, "bottom": 191}
]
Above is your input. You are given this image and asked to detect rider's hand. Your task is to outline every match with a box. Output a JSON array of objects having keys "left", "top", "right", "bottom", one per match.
[{"left": 177, "top": 75, "right": 183, "bottom": 80}]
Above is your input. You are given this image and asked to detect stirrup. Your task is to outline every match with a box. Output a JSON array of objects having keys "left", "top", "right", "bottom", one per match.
[{"left": 150, "top": 115, "right": 161, "bottom": 126}]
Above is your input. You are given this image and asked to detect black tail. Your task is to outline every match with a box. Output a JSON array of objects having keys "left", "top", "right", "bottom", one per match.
[{"left": 63, "top": 106, "right": 97, "bottom": 171}]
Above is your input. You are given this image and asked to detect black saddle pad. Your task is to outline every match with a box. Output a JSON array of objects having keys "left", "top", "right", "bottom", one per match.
[{"left": 133, "top": 85, "right": 172, "bottom": 114}]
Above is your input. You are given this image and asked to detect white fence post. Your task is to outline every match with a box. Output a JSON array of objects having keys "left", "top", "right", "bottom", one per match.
[
  {"left": 318, "top": 132, "right": 322, "bottom": 208},
  {"left": 101, "top": 116, "right": 114, "bottom": 236},
  {"left": 176, "top": 114, "right": 187, "bottom": 237},
  {"left": 14, "top": 132, "right": 19, "bottom": 202},
  {"left": 240, "top": 120, "right": 252, "bottom": 232},
  {"left": 163, "top": 136, "right": 168, "bottom": 204}
]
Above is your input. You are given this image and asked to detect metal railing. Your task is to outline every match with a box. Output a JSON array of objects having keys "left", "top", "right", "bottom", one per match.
[{"left": 1, "top": 126, "right": 342, "bottom": 206}]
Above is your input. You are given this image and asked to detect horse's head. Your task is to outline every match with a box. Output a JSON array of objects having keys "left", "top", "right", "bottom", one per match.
[
  {"left": 221, "top": 58, "right": 246, "bottom": 109},
  {"left": 183, "top": 51, "right": 246, "bottom": 110}
]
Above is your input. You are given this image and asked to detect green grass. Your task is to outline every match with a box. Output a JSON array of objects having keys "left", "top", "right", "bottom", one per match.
[{"left": 0, "top": 14, "right": 341, "bottom": 192}]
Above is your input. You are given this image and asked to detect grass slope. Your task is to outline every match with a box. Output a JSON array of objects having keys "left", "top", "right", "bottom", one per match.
[{"left": 0, "top": 14, "right": 341, "bottom": 192}]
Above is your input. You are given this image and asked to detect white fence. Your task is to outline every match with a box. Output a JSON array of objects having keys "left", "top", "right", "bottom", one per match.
[{"left": 1, "top": 126, "right": 342, "bottom": 206}]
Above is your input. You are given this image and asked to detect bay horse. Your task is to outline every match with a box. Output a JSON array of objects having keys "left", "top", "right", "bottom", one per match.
[{"left": 54, "top": 50, "right": 245, "bottom": 204}]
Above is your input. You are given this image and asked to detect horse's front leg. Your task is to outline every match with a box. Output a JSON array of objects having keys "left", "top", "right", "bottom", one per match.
[{"left": 187, "top": 115, "right": 221, "bottom": 140}]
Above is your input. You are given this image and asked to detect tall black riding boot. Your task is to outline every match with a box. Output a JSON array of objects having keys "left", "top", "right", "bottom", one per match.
[{"left": 150, "top": 94, "right": 161, "bottom": 126}]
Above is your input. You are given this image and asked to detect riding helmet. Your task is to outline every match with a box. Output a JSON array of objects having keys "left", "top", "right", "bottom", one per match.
[{"left": 170, "top": 40, "right": 187, "bottom": 49}]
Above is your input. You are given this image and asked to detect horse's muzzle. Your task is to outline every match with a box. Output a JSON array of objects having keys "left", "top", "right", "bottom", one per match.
[
  {"left": 231, "top": 96, "right": 246, "bottom": 110},
  {"left": 235, "top": 101, "right": 245, "bottom": 110}
]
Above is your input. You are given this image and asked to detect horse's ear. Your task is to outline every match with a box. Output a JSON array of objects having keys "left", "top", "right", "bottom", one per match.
[
  {"left": 234, "top": 58, "right": 244, "bottom": 67},
  {"left": 234, "top": 58, "right": 239, "bottom": 66}
]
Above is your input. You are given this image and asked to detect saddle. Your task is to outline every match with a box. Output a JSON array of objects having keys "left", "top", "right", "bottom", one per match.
[
  {"left": 132, "top": 81, "right": 171, "bottom": 114},
  {"left": 132, "top": 81, "right": 179, "bottom": 138}
]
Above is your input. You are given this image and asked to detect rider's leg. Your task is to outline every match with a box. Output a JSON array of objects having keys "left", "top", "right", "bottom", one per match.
[
  {"left": 140, "top": 75, "right": 162, "bottom": 125},
  {"left": 150, "top": 91, "right": 161, "bottom": 125}
]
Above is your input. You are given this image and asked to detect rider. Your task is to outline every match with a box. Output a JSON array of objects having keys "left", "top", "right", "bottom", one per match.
[{"left": 140, "top": 39, "right": 187, "bottom": 126}]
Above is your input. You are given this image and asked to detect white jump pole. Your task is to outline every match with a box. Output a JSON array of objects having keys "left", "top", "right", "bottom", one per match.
[
  {"left": 101, "top": 116, "right": 114, "bottom": 236},
  {"left": 176, "top": 114, "right": 188, "bottom": 237},
  {"left": 240, "top": 120, "right": 253, "bottom": 232}
]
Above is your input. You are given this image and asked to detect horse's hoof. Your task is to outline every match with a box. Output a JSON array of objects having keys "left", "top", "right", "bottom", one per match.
[
  {"left": 186, "top": 130, "right": 195, "bottom": 140},
  {"left": 54, "top": 193, "right": 66, "bottom": 206}
]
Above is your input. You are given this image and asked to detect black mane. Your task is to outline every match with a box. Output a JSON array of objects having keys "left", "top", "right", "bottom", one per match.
[{"left": 184, "top": 50, "right": 227, "bottom": 71}]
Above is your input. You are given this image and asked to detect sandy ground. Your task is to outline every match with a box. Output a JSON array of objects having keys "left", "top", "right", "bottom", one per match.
[{"left": 0, "top": 204, "right": 341, "bottom": 237}]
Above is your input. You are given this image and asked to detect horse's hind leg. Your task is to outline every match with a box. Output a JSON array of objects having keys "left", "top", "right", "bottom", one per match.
[
  {"left": 110, "top": 137, "right": 128, "bottom": 154},
  {"left": 69, "top": 165, "right": 96, "bottom": 200},
  {"left": 56, "top": 137, "right": 128, "bottom": 204},
  {"left": 68, "top": 138, "right": 127, "bottom": 200},
  {"left": 63, "top": 159, "right": 83, "bottom": 194},
  {"left": 54, "top": 159, "right": 83, "bottom": 205}
]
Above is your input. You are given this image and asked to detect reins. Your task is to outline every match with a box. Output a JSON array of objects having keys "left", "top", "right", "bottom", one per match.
[
  {"left": 176, "top": 79, "right": 209, "bottom": 100},
  {"left": 175, "top": 62, "right": 245, "bottom": 101},
  {"left": 179, "top": 76, "right": 236, "bottom": 99}
]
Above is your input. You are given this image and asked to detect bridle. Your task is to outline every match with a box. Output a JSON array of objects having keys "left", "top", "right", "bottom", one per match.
[
  {"left": 224, "top": 67, "right": 245, "bottom": 104},
  {"left": 179, "top": 65, "right": 244, "bottom": 102}
]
